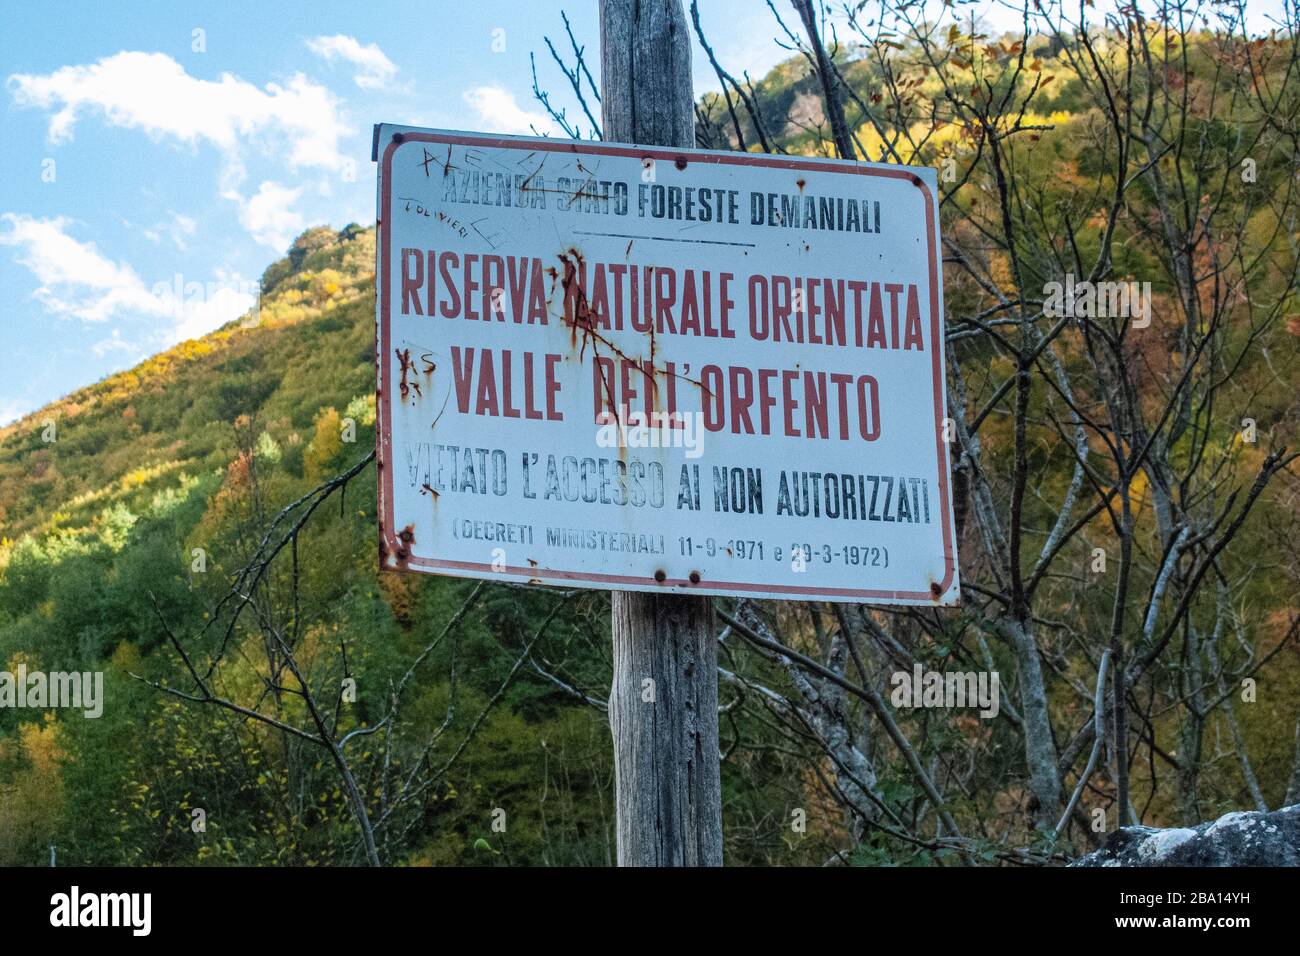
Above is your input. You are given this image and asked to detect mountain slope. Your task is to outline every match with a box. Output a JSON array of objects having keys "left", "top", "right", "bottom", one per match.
[
  {"left": 0, "top": 222, "right": 622, "bottom": 866},
  {"left": 0, "top": 225, "right": 376, "bottom": 545}
]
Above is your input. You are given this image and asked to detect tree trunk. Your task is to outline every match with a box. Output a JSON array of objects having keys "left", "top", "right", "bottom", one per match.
[
  {"left": 1003, "top": 616, "right": 1062, "bottom": 830},
  {"left": 610, "top": 593, "right": 722, "bottom": 865},
  {"left": 600, "top": 0, "right": 723, "bottom": 867},
  {"left": 1285, "top": 719, "right": 1300, "bottom": 808}
]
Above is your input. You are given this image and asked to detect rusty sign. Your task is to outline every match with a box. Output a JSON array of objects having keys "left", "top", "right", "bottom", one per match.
[{"left": 372, "top": 124, "right": 958, "bottom": 605}]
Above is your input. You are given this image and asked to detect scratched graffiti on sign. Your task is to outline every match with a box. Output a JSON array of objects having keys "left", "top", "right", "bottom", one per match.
[{"left": 373, "top": 124, "right": 958, "bottom": 605}]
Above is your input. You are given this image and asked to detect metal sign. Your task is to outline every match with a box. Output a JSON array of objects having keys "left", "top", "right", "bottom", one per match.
[{"left": 373, "top": 125, "right": 958, "bottom": 605}]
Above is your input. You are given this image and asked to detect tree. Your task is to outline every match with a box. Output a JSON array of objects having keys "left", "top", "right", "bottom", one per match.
[{"left": 531, "top": 0, "right": 1300, "bottom": 861}]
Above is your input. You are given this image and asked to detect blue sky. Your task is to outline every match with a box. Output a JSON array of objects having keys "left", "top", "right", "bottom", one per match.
[
  {"left": 1, "top": 0, "right": 1289, "bottom": 424},
  {"left": 1, "top": 0, "right": 799, "bottom": 424}
]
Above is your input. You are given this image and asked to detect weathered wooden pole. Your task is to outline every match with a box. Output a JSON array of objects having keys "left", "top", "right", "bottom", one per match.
[{"left": 600, "top": 0, "right": 723, "bottom": 867}]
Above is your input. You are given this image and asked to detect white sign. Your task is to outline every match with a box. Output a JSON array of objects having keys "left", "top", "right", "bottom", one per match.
[{"left": 374, "top": 125, "right": 958, "bottom": 605}]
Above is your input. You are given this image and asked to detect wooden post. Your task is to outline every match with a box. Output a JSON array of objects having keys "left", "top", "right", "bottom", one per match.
[{"left": 600, "top": 0, "right": 723, "bottom": 867}]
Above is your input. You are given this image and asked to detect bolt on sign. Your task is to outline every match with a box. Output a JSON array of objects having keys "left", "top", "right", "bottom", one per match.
[{"left": 373, "top": 124, "right": 959, "bottom": 605}]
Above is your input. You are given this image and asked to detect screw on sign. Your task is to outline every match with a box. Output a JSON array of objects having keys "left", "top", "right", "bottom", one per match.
[{"left": 372, "top": 0, "right": 956, "bottom": 866}]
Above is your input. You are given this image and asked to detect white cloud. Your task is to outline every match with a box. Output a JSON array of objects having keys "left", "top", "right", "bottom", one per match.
[
  {"left": 92, "top": 329, "right": 143, "bottom": 358},
  {"left": 225, "top": 180, "right": 304, "bottom": 250},
  {"left": 143, "top": 211, "right": 197, "bottom": 251},
  {"left": 306, "top": 34, "right": 397, "bottom": 90},
  {"left": 8, "top": 51, "right": 351, "bottom": 173},
  {"left": 0, "top": 213, "right": 168, "bottom": 322},
  {"left": 0, "top": 397, "right": 30, "bottom": 428},
  {"left": 169, "top": 283, "right": 257, "bottom": 344},
  {"left": 0, "top": 214, "right": 256, "bottom": 343},
  {"left": 462, "top": 85, "right": 558, "bottom": 135}
]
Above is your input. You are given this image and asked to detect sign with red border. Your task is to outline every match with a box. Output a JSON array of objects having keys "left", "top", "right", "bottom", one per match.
[{"left": 374, "top": 125, "right": 958, "bottom": 605}]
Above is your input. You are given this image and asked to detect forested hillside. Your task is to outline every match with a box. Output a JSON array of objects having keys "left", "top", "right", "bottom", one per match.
[
  {"left": 3, "top": 9, "right": 1300, "bottom": 866},
  {"left": 0, "top": 223, "right": 622, "bottom": 865}
]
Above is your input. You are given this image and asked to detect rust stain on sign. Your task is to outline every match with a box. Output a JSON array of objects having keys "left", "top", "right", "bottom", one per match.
[
  {"left": 396, "top": 348, "right": 421, "bottom": 400},
  {"left": 555, "top": 247, "right": 704, "bottom": 400},
  {"left": 390, "top": 524, "right": 416, "bottom": 569}
]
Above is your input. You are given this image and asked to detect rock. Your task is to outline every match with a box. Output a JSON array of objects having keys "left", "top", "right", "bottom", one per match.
[{"left": 1071, "top": 804, "right": 1300, "bottom": 866}]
